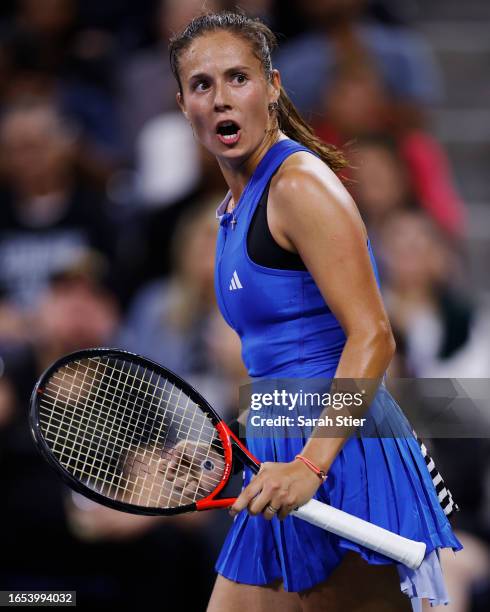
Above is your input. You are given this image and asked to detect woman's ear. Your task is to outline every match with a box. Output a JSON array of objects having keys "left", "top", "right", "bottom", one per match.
[
  {"left": 176, "top": 92, "right": 188, "bottom": 120},
  {"left": 269, "top": 69, "right": 281, "bottom": 105}
]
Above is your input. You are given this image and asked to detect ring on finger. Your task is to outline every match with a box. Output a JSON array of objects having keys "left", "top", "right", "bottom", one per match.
[{"left": 266, "top": 504, "right": 279, "bottom": 514}]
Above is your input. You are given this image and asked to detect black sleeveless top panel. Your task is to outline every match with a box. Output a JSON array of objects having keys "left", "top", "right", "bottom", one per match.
[{"left": 246, "top": 179, "right": 307, "bottom": 271}]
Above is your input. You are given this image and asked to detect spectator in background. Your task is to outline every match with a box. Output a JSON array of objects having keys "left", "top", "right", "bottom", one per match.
[
  {"left": 0, "top": 102, "right": 117, "bottom": 343},
  {"left": 275, "top": 0, "right": 466, "bottom": 239},
  {"left": 378, "top": 210, "right": 486, "bottom": 378},
  {"left": 378, "top": 209, "right": 490, "bottom": 611},
  {"left": 203, "top": 309, "right": 248, "bottom": 421},
  {"left": 349, "top": 135, "right": 418, "bottom": 261},
  {"left": 12, "top": 0, "right": 77, "bottom": 72},
  {"left": 316, "top": 61, "right": 466, "bottom": 238},
  {"left": 32, "top": 253, "right": 119, "bottom": 368},
  {"left": 118, "top": 0, "right": 222, "bottom": 161},
  {"left": 275, "top": 0, "right": 442, "bottom": 124},
  {"left": 120, "top": 197, "right": 218, "bottom": 380},
  {"left": 350, "top": 136, "right": 413, "bottom": 224},
  {"left": 0, "top": 2, "right": 123, "bottom": 182},
  {"left": 319, "top": 64, "right": 389, "bottom": 141},
  {"left": 321, "top": 67, "right": 467, "bottom": 241},
  {"left": 75, "top": 0, "right": 157, "bottom": 54}
]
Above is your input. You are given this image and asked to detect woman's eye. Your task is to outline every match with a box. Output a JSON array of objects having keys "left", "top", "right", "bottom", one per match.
[
  {"left": 233, "top": 73, "right": 248, "bottom": 84},
  {"left": 194, "top": 80, "right": 209, "bottom": 92}
]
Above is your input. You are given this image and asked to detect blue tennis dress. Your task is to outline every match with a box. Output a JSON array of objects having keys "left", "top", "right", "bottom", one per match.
[{"left": 214, "top": 139, "right": 462, "bottom": 609}]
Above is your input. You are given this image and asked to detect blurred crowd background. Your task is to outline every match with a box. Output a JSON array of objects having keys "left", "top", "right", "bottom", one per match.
[{"left": 0, "top": 0, "right": 489, "bottom": 609}]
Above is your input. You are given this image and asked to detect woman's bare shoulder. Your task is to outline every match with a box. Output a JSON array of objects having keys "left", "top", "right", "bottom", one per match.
[{"left": 269, "top": 149, "right": 359, "bottom": 224}]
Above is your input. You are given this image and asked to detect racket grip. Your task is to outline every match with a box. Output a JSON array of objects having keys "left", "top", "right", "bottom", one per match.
[{"left": 291, "top": 499, "right": 426, "bottom": 570}]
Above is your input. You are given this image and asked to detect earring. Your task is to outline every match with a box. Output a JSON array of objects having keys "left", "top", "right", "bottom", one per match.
[
  {"left": 268, "top": 101, "right": 279, "bottom": 114},
  {"left": 266, "top": 101, "right": 280, "bottom": 136}
]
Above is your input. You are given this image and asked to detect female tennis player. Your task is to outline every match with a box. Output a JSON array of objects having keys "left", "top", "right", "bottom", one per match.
[{"left": 170, "top": 12, "right": 461, "bottom": 612}]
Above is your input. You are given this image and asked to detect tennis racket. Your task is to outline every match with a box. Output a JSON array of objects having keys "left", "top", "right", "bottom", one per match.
[{"left": 29, "top": 348, "right": 426, "bottom": 569}]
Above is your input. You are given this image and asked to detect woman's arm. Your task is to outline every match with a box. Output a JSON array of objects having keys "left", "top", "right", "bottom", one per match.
[
  {"left": 230, "top": 155, "right": 396, "bottom": 520},
  {"left": 270, "top": 156, "right": 395, "bottom": 472}
]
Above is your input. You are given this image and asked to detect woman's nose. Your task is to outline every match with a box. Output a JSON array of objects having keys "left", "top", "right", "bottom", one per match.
[{"left": 213, "top": 82, "right": 232, "bottom": 111}]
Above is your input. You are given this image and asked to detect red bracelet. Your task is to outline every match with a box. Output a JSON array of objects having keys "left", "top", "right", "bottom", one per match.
[{"left": 294, "top": 455, "right": 327, "bottom": 482}]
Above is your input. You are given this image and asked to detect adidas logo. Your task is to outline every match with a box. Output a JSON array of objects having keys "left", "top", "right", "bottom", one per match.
[{"left": 229, "top": 270, "right": 243, "bottom": 291}]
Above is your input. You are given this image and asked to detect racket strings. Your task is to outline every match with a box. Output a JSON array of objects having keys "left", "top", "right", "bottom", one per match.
[
  {"left": 40, "top": 383, "right": 224, "bottom": 469},
  {"left": 39, "top": 401, "right": 224, "bottom": 496},
  {"left": 38, "top": 357, "right": 227, "bottom": 509},
  {"left": 45, "top": 362, "right": 224, "bottom": 443},
  {"left": 41, "top": 396, "right": 225, "bottom": 506},
  {"left": 42, "top": 361, "right": 224, "bottom": 456},
  {"left": 63, "top": 359, "right": 202, "bottom": 406},
  {"left": 42, "top": 364, "right": 224, "bottom": 488},
  {"left": 53, "top": 358, "right": 222, "bottom": 436}
]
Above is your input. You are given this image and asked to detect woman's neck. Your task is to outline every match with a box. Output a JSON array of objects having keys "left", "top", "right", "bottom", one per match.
[{"left": 218, "top": 131, "right": 287, "bottom": 206}]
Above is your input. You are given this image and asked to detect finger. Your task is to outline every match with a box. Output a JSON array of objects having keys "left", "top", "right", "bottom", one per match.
[
  {"left": 229, "top": 478, "right": 263, "bottom": 516},
  {"left": 264, "top": 503, "right": 281, "bottom": 520},
  {"left": 247, "top": 487, "right": 273, "bottom": 516},
  {"left": 251, "top": 487, "right": 290, "bottom": 519},
  {"left": 278, "top": 501, "right": 296, "bottom": 521},
  {"left": 178, "top": 477, "right": 199, "bottom": 501},
  {"left": 167, "top": 444, "right": 202, "bottom": 480},
  {"left": 248, "top": 477, "right": 283, "bottom": 516},
  {"left": 165, "top": 446, "right": 184, "bottom": 481},
  {"left": 248, "top": 483, "right": 289, "bottom": 518},
  {"left": 165, "top": 472, "right": 197, "bottom": 503}
]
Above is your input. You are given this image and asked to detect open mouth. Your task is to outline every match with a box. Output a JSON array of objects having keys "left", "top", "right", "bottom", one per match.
[{"left": 216, "top": 120, "right": 241, "bottom": 145}]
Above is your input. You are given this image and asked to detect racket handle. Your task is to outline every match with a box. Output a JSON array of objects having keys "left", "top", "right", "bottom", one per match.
[{"left": 291, "top": 499, "right": 426, "bottom": 570}]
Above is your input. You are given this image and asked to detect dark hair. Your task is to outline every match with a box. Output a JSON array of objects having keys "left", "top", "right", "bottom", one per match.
[{"left": 169, "top": 11, "right": 348, "bottom": 173}]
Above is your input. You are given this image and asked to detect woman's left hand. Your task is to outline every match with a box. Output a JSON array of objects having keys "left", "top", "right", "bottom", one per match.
[{"left": 229, "top": 460, "right": 323, "bottom": 520}]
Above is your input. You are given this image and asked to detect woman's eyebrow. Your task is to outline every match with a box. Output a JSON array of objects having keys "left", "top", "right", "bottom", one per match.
[
  {"left": 223, "top": 65, "right": 251, "bottom": 74},
  {"left": 188, "top": 65, "right": 251, "bottom": 81},
  {"left": 188, "top": 71, "right": 209, "bottom": 83}
]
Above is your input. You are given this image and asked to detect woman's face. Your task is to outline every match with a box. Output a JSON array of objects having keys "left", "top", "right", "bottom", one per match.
[{"left": 176, "top": 30, "right": 279, "bottom": 168}]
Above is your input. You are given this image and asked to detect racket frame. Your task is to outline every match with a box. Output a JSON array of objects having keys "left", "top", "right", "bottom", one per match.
[{"left": 29, "top": 347, "right": 258, "bottom": 516}]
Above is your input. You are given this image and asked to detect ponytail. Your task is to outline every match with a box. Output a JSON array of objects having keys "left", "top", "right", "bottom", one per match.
[{"left": 276, "top": 86, "right": 348, "bottom": 173}]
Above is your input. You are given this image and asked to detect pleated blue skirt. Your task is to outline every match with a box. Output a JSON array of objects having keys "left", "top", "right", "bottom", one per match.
[{"left": 216, "top": 384, "right": 462, "bottom": 607}]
